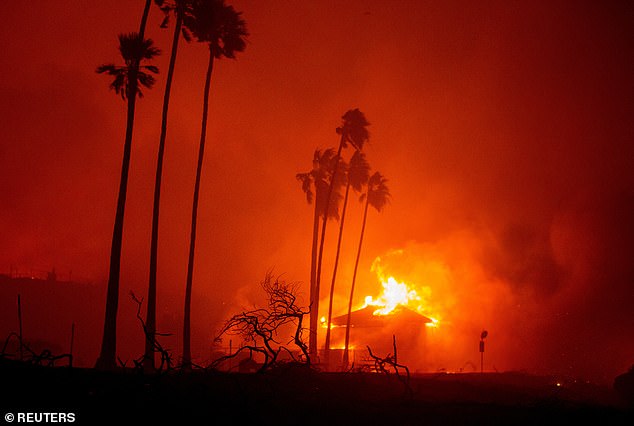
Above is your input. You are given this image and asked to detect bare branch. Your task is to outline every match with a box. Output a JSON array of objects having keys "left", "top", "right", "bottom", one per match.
[
  {"left": 366, "top": 335, "right": 412, "bottom": 398},
  {"left": 211, "top": 272, "right": 311, "bottom": 372},
  {"left": 130, "top": 291, "right": 173, "bottom": 373}
]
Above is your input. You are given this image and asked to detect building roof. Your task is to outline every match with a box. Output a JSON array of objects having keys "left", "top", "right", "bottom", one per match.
[{"left": 330, "top": 305, "right": 432, "bottom": 328}]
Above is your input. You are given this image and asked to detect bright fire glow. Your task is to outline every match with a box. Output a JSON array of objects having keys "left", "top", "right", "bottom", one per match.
[
  {"left": 362, "top": 255, "right": 441, "bottom": 325},
  {"left": 364, "top": 277, "right": 420, "bottom": 315}
]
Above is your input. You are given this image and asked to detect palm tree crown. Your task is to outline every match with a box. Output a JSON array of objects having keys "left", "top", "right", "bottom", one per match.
[
  {"left": 155, "top": 0, "right": 196, "bottom": 39},
  {"left": 296, "top": 148, "right": 344, "bottom": 220},
  {"left": 185, "top": 0, "right": 248, "bottom": 58},
  {"left": 96, "top": 33, "right": 160, "bottom": 100},
  {"left": 363, "top": 172, "right": 391, "bottom": 212},
  {"left": 336, "top": 108, "right": 370, "bottom": 151},
  {"left": 348, "top": 151, "right": 371, "bottom": 193}
]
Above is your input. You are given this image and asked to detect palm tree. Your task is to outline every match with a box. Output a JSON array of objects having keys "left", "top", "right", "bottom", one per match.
[
  {"left": 296, "top": 149, "right": 339, "bottom": 286},
  {"left": 323, "top": 150, "right": 370, "bottom": 367},
  {"left": 139, "top": 0, "right": 153, "bottom": 37},
  {"left": 342, "top": 171, "right": 390, "bottom": 367},
  {"left": 181, "top": 0, "right": 248, "bottom": 369},
  {"left": 312, "top": 109, "right": 369, "bottom": 360},
  {"left": 95, "top": 30, "right": 160, "bottom": 370},
  {"left": 144, "top": 0, "right": 196, "bottom": 371},
  {"left": 297, "top": 149, "right": 344, "bottom": 364}
]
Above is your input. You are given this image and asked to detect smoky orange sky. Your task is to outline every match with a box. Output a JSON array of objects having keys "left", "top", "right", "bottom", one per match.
[{"left": 1, "top": 1, "right": 633, "bottom": 383}]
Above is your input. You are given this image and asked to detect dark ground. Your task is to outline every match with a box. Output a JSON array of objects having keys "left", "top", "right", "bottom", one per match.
[{"left": 0, "top": 359, "right": 632, "bottom": 425}]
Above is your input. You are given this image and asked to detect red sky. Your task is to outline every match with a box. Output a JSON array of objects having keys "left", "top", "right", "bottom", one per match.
[{"left": 1, "top": 1, "right": 633, "bottom": 383}]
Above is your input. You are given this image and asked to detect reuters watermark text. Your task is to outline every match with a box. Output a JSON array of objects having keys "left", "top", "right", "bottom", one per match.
[{"left": 4, "top": 412, "right": 76, "bottom": 423}]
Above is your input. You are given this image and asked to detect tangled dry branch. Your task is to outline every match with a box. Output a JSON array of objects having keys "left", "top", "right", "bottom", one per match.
[{"left": 210, "top": 273, "right": 310, "bottom": 372}]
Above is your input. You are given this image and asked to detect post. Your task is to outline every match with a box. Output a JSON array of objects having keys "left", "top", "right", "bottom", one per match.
[
  {"left": 18, "top": 294, "right": 23, "bottom": 361},
  {"left": 480, "top": 346, "right": 484, "bottom": 373},
  {"left": 479, "top": 330, "right": 488, "bottom": 374},
  {"left": 69, "top": 322, "right": 75, "bottom": 368},
  {"left": 229, "top": 339, "right": 233, "bottom": 371}
]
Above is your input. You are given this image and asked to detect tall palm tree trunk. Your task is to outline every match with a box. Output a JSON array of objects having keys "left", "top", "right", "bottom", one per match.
[
  {"left": 323, "top": 180, "right": 351, "bottom": 368},
  {"left": 96, "top": 77, "right": 138, "bottom": 371},
  {"left": 138, "top": 0, "right": 152, "bottom": 38},
  {"left": 309, "top": 199, "right": 320, "bottom": 346},
  {"left": 145, "top": 11, "right": 183, "bottom": 372},
  {"left": 342, "top": 194, "right": 370, "bottom": 367},
  {"left": 95, "top": 0, "right": 152, "bottom": 371},
  {"left": 311, "top": 136, "right": 344, "bottom": 360},
  {"left": 183, "top": 51, "right": 214, "bottom": 369}
]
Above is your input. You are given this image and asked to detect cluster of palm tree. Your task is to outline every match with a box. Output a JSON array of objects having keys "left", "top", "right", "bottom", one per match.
[
  {"left": 95, "top": 0, "right": 248, "bottom": 371},
  {"left": 297, "top": 109, "right": 391, "bottom": 369}
]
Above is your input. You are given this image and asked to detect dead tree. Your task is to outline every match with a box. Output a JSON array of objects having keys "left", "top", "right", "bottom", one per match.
[
  {"left": 129, "top": 292, "right": 173, "bottom": 373},
  {"left": 1, "top": 294, "right": 72, "bottom": 367},
  {"left": 366, "top": 335, "right": 412, "bottom": 397},
  {"left": 209, "top": 273, "right": 310, "bottom": 372},
  {"left": 1, "top": 332, "right": 72, "bottom": 367}
]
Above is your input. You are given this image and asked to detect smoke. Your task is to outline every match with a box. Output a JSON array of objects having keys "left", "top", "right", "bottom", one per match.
[
  {"left": 328, "top": 183, "right": 634, "bottom": 382},
  {"left": 1, "top": 1, "right": 632, "bottom": 380}
]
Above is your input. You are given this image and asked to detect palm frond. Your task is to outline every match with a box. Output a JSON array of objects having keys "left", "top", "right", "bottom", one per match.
[
  {"left": 327, "top": 192, "right": 343, "bottom": 220},
  {"left": 299, "top": 147, "right": 345, "bottom": 218},
  {"left": 348, "top": 151, "right": 370, "bottom": 192},
  {"left": 137, "top": 71, "right": 157, "bottom": 90},
  {"left": 334, "top": 157, "right": 348, "bottom": 188},
  {"left": 98, "top": 32, "right": 160, "bottom": 101},
  {"left": 118, "top": 33, "right": 161, "bottom": 62},
  {"left": 110, "top": 74, "right": 127, "bottom": 100},
  {"left": 181, "top": 26, "right": 193, "bottom": 42},
  {"left": 96, "top": 63, "right": 119, "bottom": 75},
  {"left": 143, "top": 65, "right": 160, "bottom": 74},
  {"left": 160, "top": 14, "right": 170, "bottom": 28},
  {"left": 141, "top": 41, "right": 161, "bottom": 60},
  {"left": 185, "top": 0, "right": 248, "bottom": 59},
  {"left": 367, "top": 172, "right": 391, "bottom": 213},
  {"left": 318, "top": 148, "right": 337, "bottom": 172},
  {"left": 337, "top": 108, "right": 370, "bottom": 150},
  {"left": 296, "top": 172, "right": 314, "bottom": 204}
]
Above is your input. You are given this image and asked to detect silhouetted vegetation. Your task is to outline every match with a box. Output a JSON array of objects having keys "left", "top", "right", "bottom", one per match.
[
  {"left": 2, "top": 1, "right": 632, "bottom": 424},
  {"left": 210, "top": 273, "right": 310, "bottom": 372},
  {"left": 181, "top": 0, "right": 248, "bottom": 370},
  {"left": 1, "top": 333, "right": 72, "bottom": 368},
  {"left": 92, "top": 0, "right": 248, "bottom": 371},
  {"left": 343, "top": 170, "right": 391, "bottom": 366},
  {"left": 129, "top": 292, "right": 174, "bottom": 373},
  {"left": 296, "top": 148, "right": 344, "bottom": 361},
  {"left": 2, "top": 357, "right": 630, "bottom": 425},
  {"left": 144, "top": 0, "right": 198, "bottom": 372},
  {"left": 366, "top": 335, "right": 412, "bottom": 397},
  {"left": 323, "top": 150, "right": 371, "bottom": 366},
  {"left": 304, "top": 109, "right": 370, "bottom": 362},
  {"left": 95, "top": 15, "right": 160, "bottom": 369}
]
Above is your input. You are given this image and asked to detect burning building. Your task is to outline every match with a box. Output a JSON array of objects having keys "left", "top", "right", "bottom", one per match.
[{"left": 324, "top": 275, "right": 439, "bottom": 371}]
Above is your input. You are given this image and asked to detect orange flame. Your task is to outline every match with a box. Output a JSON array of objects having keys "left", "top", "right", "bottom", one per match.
[
  {"left": 364, "top": 276, "right": 419, "bottom": 315},
  {"left": 363, "top": 256, "right": 440, "bottom": 327}
]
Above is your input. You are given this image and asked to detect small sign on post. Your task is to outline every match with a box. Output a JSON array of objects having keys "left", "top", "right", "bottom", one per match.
[{"left": 479, "top": 330, "right": 488, "bottom": 373}]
